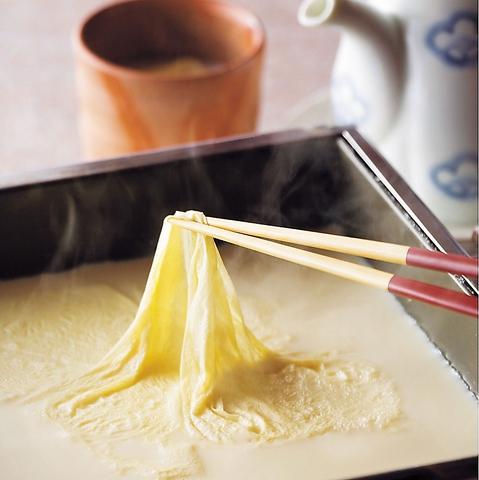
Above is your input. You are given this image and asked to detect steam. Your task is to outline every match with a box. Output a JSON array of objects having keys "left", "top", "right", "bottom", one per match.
[{"left": 47, "top": 193, "right": 78, "bottom": 273}]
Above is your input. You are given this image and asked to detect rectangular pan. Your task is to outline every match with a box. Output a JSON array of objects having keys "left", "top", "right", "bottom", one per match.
[{"left": 0, "top": 127, "right": 476, "bottom": 479}]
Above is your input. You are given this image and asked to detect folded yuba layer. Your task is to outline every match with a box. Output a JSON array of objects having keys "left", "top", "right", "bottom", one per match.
[
  {"left": 1, "top": 211, "right": 400, "bottom": 478},
  {"left": 41, "top": 211, "right": 398, "bottom": 475}
]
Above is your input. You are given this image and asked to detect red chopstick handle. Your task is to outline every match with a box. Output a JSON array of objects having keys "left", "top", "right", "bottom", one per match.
[
  {"left": 388, "top": 275, "right": 478, "bottom": 318},
  {"left": 406, "top": 247, "right": 478, "bottom": 277}
]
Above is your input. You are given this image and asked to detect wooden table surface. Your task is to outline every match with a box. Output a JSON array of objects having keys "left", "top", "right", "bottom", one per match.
[{"left": 0, "top": 0, "right": 339, "bottom": 177}]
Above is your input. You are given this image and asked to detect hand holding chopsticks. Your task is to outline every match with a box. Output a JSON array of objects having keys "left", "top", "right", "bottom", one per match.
[{"left": 168, "top": 215, "right": 478, "bottom": 318}]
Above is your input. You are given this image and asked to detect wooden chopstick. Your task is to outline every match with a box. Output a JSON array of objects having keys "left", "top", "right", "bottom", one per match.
[
  {"left": 167, "top": 216, "right": 478, "bottom": 318},
  {"left": 204, "top": 217, "right": 478, "bottom": 278}
]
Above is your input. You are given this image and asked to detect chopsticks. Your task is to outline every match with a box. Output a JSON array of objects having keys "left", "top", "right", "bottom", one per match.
[
  {"left": 204, "top": 217, "right": 478, "bottom": 278},
  {"left": 167, "top": 216, "right": 478, "bottom": 318}
]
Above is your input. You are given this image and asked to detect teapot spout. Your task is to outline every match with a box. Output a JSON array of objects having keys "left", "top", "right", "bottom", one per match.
[
  {"left": 298, "top": 0, "right": 402, "bottom": 50},
  {"left": 298, "top": 0, "right": 406, "bottom": 143},
  {"left": 298, "top": 0, "right": 392, "bottom": 31},
  {"left": 298, "top": 0, "right": 342, "bottom": 28}
]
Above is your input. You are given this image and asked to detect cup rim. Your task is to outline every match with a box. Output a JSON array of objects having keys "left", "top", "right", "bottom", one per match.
[{"left": 74, "top": 0, "right": 266, "bottom": 81}]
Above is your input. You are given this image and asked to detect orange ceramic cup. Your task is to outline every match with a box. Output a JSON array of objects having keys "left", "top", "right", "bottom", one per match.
[{"left": 74, "top": 0, "right": 265, "bottom": 159}]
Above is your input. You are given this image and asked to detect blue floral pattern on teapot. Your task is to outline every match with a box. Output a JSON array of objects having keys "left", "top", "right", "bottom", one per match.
[
  {"left": 430, "top": 152, "right": 478, "bottom": 200},
  {"left": 331, "top": 77, "right": 368, "bottom": 126},
  {"left": 426, "top": 11, "right": 478, "bottom": 67}
]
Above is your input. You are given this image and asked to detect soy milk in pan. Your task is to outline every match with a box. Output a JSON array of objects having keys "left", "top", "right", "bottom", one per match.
[{"left": 0, "top": 212, "right": 476, "bottom": 479}]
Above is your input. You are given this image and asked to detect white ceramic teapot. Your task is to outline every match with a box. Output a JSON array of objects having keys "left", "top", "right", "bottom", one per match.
[{"left": 298, "top": 0, "right": 478, "bottom": 232}]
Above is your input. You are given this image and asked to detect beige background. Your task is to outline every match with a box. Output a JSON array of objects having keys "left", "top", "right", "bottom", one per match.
[{"left": 0, "top": 0, "right": 339, "bottom": 176}]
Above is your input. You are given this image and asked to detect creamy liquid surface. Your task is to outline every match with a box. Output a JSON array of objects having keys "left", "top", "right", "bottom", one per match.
[
  {"left": 0, "top": 240, "right": 477, "bottom": 479},
  {"left": 122, "top": 57, "right": 210, "bottom": 76}
]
